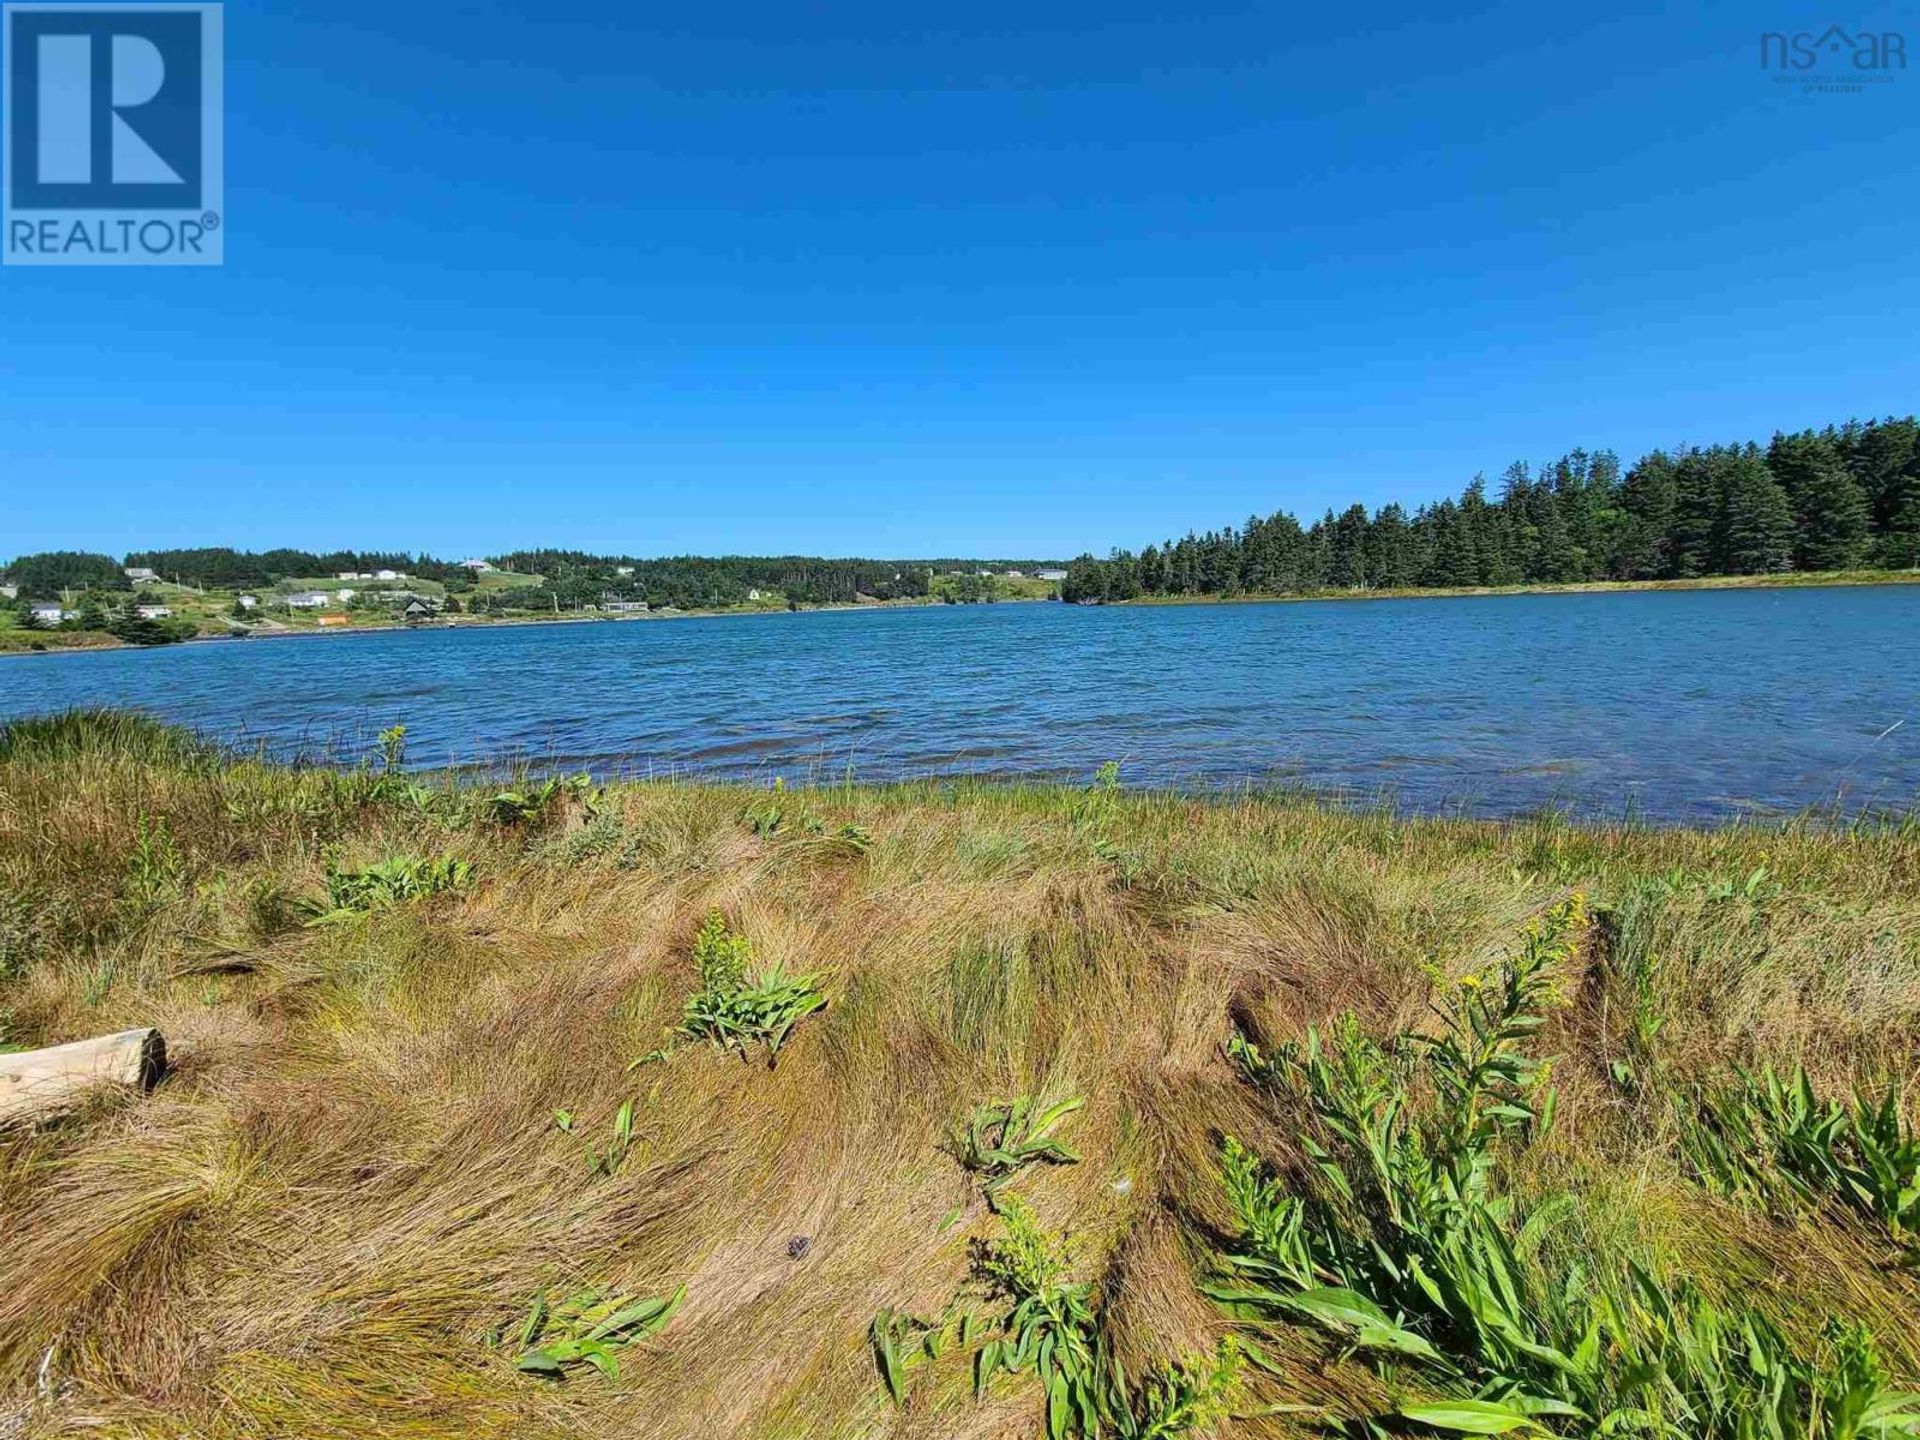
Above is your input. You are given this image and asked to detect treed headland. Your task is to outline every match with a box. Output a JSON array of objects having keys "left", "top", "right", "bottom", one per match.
[{"left": 1059, "top": 414, "right": 1920, "bottom": 601}]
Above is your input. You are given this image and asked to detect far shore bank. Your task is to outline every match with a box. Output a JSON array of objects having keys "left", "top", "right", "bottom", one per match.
[
  {"left": 1100, "top": 567, "right": 1920, "bottom": 608},
  {"left": 0, "top": 593, "right": 1053, "bottom": 659},
  {"left": 6, "top": 568, "right": 1917, "bottom": 658}
]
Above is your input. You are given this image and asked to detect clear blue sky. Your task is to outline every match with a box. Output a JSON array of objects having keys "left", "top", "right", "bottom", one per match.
[{"left": 5, "top": 0, "right": 1917, "bottom": 561}]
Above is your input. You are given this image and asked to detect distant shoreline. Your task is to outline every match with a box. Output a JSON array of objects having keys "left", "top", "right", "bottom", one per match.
[
  {"left": 0, "top": 593, "right": 1052, "bottom": 658},
  {"left": 5, "top": 569, "right": 1916, "bottom": 658},
  {"left": 1098, "top": 568, "right": 1920, "bottom": 609}
]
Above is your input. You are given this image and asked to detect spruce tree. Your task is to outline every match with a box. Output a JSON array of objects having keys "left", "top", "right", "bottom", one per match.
[
  {"left": 1613, "top": 449, "right": 1674, "bottom": 579},
  {"left": 1770, "top": 430, "right": 1869, "bottom": 570},
  {"left": 1876, "top": 463, "right": 1920, "bottom": 568},
  {"left": 1714, "top": 451, "right": 1794, "bottom": 574},
  {"left": 1666, "top": 451, "right": 1719, "bottom": 578}
]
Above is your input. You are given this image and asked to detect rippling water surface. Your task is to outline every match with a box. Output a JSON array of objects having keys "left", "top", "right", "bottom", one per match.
[{"left": 3, "top": 586, "right": 1917, "bottom": 821}]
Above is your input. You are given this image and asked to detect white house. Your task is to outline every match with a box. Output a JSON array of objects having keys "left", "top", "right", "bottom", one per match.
[
  {"left": 1037, "top": 568, "right": 1068, "bottom": 582},
  {"left": 336, "top": 588, "right": 358, "bottom": 602},
  {"left": 237, "top": 594, "right": 258, "bottom": 610},
  {"left": 748, "top": 589, "right": 762, "bottom": 600},
  {"left": 286, "top": 591, "right": 329, "bottom": 609},
  {"left": 614, "top": 566, "right": 635, "bottom": 578},
  {"left": 1003, "top": 570, "right": 1026, "bottom": 579},
  {"left": 0, "top": 584, "right": 16, "bottom": 599},
  {"left": 134, "top": 604, "right": 172, "bottom": 619},
  {"left": 375, "top": 569, "right": 408, "bottom": 582},
  {"left": 460, "top": 558, "right": 495, "bottom": 572},
  {"left": 124, "top": 566, "right": 157, "bottom": 582},
  {"left": 603, "top": 600, "right": 650, "bottom": 614},
  {"left": 29, "top": 604, "right": 68, "bottom": 624},
  {"left": 336, "top": 571, "right": 359, "bottom": 581}
]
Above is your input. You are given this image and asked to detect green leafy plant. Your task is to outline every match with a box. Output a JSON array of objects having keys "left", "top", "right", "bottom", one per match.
[
  {"left": 1683, "top": 1066, "right": 1920, "bottom": 1256},
  {"left": 676, "top": 910, "right": 826, "bottom": 1062},
  {"left": 870, "top": 1304, "right": 979, "bottom": 1405},
  {"left": 960, "top": 1094, "right": 1085, "bottom": 1204},
  {"left": 485, "top": 773, "right": 595, "bottom": 827},
  {"left": 1111, "top": 1340, "right": 1244, "bottom": 1440},
  {"left": 376, "top": 724, "right": 407, "bottom": 771},
  {"left": 879, "top": 1198, "right": 1244, "bottom": 1439},
  {"left": 824, "top": 821, "right": 873, "bottom": 855},
  {"left": 554, "top": 1099, "right": 637, "bottom": 1178},
  {"left": 124, "top": 812, "right": 186, "bottom": 908},
  {"left": 512, "top": 1284, "right": 684, "bottom": 1380},
  {"left": 745, "top": 777, "right": 787, "bottom": 836},
  {"left": 972, "top": 1195, "right": 1104, "bottom": 1438},
  {"left": 1214, "top": 896, "right": 1920, "bottom": 1438},
  {"left": 542, "top": 809, "right": 644, "bottom": 868},
  {"left": 304, "top": 854, "right": 472, "bottom": 923}
]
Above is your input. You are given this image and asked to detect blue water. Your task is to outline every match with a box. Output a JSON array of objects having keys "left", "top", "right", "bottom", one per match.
[{"left": 3, "top": 587, "right": 1917, "bottom": 821}]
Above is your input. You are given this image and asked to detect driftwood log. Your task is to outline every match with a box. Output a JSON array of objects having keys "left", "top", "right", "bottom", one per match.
[{"left": 0, "top": 1028, "right": 167, "bottom": 1125}]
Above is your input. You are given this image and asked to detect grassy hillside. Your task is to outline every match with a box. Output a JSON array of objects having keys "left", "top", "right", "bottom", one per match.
[{"left": 0, "top": 713, "right": 1916, "bottom": 1439}]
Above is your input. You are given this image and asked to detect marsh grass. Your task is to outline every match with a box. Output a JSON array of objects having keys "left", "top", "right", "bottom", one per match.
[{"left": 0, "top": 710, "right": 1915, "bottom": 1439}]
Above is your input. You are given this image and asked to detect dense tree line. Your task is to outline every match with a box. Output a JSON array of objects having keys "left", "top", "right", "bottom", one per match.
[
  {"left": 1, "top": 546, "right": 1056, "bottom": 612},
  {"left": 117, "top": 548, "right": 450, "bottom": 589},
  {"left": 488, "top": 551, "right": 1051, "bottom": 610},
  {"left": 1059, "top": 416, "right": 1920, "bottom": 602},
  {"left": 0, "top": 551, "right": 131, "bottom": 597}
]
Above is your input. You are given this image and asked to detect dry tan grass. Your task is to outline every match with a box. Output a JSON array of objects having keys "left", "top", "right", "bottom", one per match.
[{"left": 0, "top": 713, "right": 1916, "bottom": 1438}]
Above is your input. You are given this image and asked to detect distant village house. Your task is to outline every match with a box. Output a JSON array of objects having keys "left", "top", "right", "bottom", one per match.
[
  {"left": 134, "top": 604, "right": 172, "bottom": 619},
  {"left": 286, "top": 591, "right": 329, "bottom": 609},
  {"left": 123, "top": 566, "right": 158, "bottom": 583}
]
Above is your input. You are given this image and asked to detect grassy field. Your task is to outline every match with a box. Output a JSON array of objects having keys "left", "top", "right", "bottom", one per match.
[{"left": 1, "top": 712, "right": 1917, "bottom": 1439}]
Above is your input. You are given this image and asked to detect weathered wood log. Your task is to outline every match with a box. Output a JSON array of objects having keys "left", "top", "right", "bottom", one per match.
[{"left": 0, "top": 1028, "right": 167, "bottom": 1125}]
